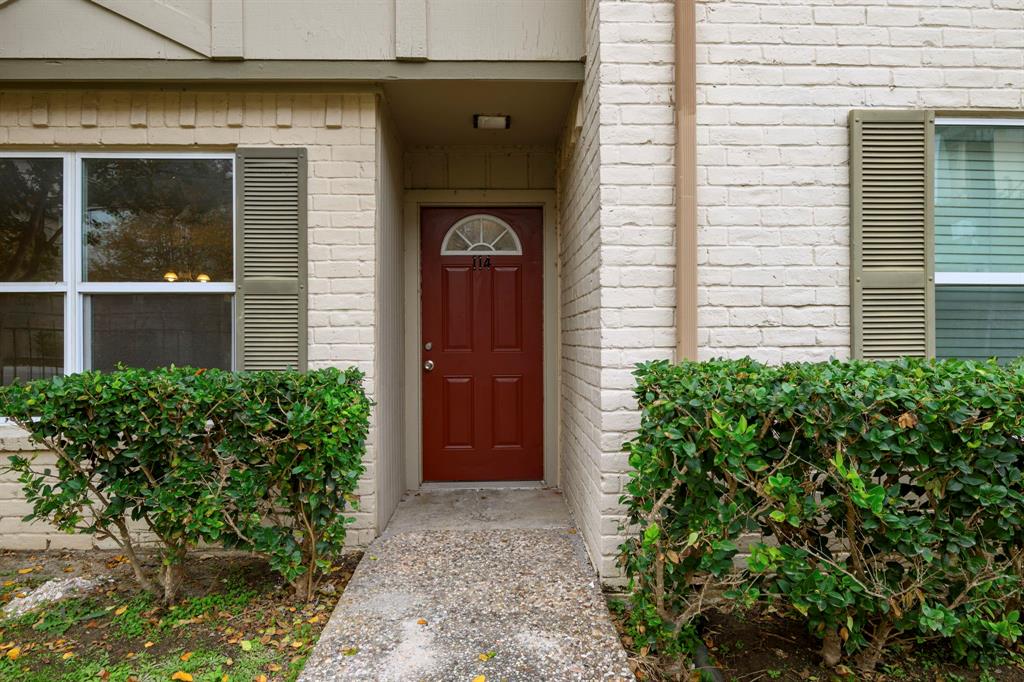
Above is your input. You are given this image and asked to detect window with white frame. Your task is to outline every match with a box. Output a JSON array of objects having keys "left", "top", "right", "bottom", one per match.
[
  {"left": 934, "top": 121, "right": 1024, "bottom": 362},
  {"left": 0, "top": 152, "right": 235, "bottom": 385}
]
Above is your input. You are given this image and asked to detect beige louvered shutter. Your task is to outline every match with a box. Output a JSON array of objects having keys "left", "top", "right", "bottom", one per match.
[
  {"left": 850, "top": 110, "right": 935, "bottom": 359},
  {"left": 235, "top": 148, "right": 308, "bottom": 370}
]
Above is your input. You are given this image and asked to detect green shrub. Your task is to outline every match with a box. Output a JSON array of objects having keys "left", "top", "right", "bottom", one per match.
[
  {"left": 622, "top": 357, "right": 1024, "bottom": 672},
  {"left": 0, "top": 366, "right": 369, "bottom": 603}
]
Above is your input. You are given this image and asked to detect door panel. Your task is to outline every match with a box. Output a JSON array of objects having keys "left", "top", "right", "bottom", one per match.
[
  {"left": 491, "top": 266, "right": 524, "bottom": 351},
  {"left": 421, "top": 207, "right": 543, "bottom": 481},
  {"left": 442, "top": 266, "right": 474, "bottom": 351},
  {"left": 442, "top": 376, "right": 474, "bottom": 448},
  {"left": 491, "top": 375, "right": 524, "bottom": 448}
]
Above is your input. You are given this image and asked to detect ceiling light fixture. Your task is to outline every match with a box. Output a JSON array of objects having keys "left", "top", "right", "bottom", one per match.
[
  {"left": 473, "top": 114, "right": 511, "bottom": 130},
  {"left": 163, "top": 271, "right": 178, "bottom": 282}
]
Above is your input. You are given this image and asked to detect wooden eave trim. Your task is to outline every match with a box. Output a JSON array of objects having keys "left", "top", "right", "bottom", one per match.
[{"left": 0, "top": 60, "right": 585, "bottom": 83}]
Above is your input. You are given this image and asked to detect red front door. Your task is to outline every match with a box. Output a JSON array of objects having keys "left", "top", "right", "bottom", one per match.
[{"left": 421, "top": 207, "right": 544, "bottom": 481}]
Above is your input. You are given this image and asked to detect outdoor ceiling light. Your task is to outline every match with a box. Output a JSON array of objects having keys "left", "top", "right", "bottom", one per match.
[
  {"left": 163, "top": 271, "right": 178, "bottom": 282},
  {"left": 473, "top": 114, "right": 511, "bottom": 130},
  {"left": 196, "top": 273, "right": 211, "bottom": 283}
]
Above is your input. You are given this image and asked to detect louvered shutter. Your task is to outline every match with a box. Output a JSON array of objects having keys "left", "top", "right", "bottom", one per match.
[
  {"left": 235, "top": 148, "right": 308, "bottom": 370},
  {"left": 850, "top": 110, "right": 935, "bottom": 359}
]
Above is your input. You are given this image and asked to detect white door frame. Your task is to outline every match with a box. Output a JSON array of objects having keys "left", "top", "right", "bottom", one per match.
[{"left": 402, "top": 190, "right": 559, "bottom": 488}]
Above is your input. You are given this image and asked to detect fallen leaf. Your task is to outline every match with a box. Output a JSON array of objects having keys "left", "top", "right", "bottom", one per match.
[
  {"left": 472, "top": 676, "right": 486, "bottom": 682},
  {"left": 342, "top": 647, "right": 358, "bottom": 656},
  {"left": 2, "top": 581, "right": 14, "bottom": 587},
  {"left": 224, "top": 657, "right": 234, "bottom": 666},
  {"left": 307, "top": 615, "right": 322, "bottom": 624},
  {"left": 144, "top": 641, "right": 155, "bottom": 648},
  {"left": 478, "top": 651, "right": 496, "bottom": 662},
  {"left": 6, "top": 647, "right": 21, "bottom": 661},
  {"left": 897, "top": 411, "right": 918, "bottom": 429},
  {"left": 416, "top": 618, "right": 427, "bottom": 625},
  {"left": 220, "top": 676, "right": 229, "bottom": 682},
  {"left": 171, "top": 673, "right": 194, "bottom": 682},
  {"left": 290, "top": 640, "right": 304, "bottom": 649},
  {"left": 268, "top": 663, "right": 282, "bottom": 672},
  {"left": 62, "top": 652, "right": 75, "bottom": 660},
  {"left": 63, "top": 567, "right": 74, "bottom": 573},
  {"left": 98, "top": 671, "right": 110, "bottom": 681},
  {"left": 256, "top": 677, "right": 267, "bottom": 682},
  {"left": 180, "top": 651, "right": 193, "bottom": 662},
  {"left": 240, "top": 640, "right": 253, "bottom": 652},
  {"left": 114, "top": 606, "right": 128, "bottom": 616},
  {"left": 17, "top": 568, "right": 33, "bottom": 575}
]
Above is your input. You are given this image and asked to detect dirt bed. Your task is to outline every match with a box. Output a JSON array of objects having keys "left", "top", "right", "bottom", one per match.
[
  {"left": 0, "top": 548, "right": 359, "bottom": 682},
  {"left": 610, "top": 602, "right": 1024, "bottom": 682}
]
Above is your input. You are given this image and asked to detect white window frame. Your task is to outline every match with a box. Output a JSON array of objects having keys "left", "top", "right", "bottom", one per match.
[
  {"left": 0, "top": 150, "right": 237, "bottom": 380},
  {"left": 440, "top": 214, "right": 523, "bottom": 256},
  {"left": 934, "top": 118, "right": 1024, "bottom": 289}
]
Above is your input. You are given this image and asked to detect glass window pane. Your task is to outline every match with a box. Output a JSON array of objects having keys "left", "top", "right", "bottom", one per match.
[
  {"left": 87, "top": 294, "right": 232, "bottom": 371},
  {"left": 83, "top": 158, "right": 233, "bottom": 282},
  {"left": 441, "top": 216, "right": 522, "bottom": 255},
  {"left": 936, "top": 286, "right": 1024, "bottom": 363},
  {"left": 0, "top": 293, "right": 64, "bottom": 385},
  {"left": 935, "top": 125, "right": 1024, "bottom": 273},
  {"left": 0, "top": 157, "right": 63, "bottom": 282}
]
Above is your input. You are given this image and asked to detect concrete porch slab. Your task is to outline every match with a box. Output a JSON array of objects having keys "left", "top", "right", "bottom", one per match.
[
  {"left": 300, "top": 489, "right": 633, "bottom": 682},
  {"left": 385, "top": 487, "right": 572, "bottom": 533}
]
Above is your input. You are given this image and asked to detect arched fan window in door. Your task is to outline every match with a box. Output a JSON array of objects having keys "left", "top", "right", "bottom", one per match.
[{"left": 440, "top": 214, "right": 522, "bottom": 256}]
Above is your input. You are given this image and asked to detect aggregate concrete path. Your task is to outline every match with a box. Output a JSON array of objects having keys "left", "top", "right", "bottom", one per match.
[{"left": 300, "top": 489, "right": 634, "bottom": 682}]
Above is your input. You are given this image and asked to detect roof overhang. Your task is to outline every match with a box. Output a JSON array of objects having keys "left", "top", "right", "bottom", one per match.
[{"left": 0, "top": 60, "right": 584, "bottom": 85}]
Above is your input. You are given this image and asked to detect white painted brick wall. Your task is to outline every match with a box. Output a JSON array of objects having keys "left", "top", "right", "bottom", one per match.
[
  {"left": 559, "top": 0, "right": 678, "bottom": 583},
  {"left": 0, "top": 89, "right": 382, "bottom": 547},
  {"left": 696, "top": 0, "right": 1024, "bottom": 364},
  {"left": 566, "top": 0, "right": 1023, "bottom": 583},
  {"left": 597, "top": 0, "right": 678, "bottom": 582},
  {"left": 558, "top": 0, "right": 607, "bottom": 581}
]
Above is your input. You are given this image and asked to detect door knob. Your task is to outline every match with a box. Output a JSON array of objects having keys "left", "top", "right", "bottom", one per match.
[{"left": 424, "top": 360, "right": 435, "bottom": 372}]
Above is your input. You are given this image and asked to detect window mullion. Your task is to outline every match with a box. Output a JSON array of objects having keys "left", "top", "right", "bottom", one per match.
[{"left": 63, "top": 152, "right": 78, "bottom": 376}]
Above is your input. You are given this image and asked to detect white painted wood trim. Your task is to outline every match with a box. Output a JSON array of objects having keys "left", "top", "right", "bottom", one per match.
[
  {"left": 935, "top": 117, "right": 1024, "bottom": 127},
  {"left": 935, "top": 272, "right": 1024, "bottom": 285},
  {"left": 402, "top": 190, "right": 560, "bottom": 490}
]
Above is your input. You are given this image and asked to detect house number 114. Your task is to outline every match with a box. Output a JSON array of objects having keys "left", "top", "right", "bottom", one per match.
[{"left": 472, "top": 256, "right": 492, "bottom": 271}]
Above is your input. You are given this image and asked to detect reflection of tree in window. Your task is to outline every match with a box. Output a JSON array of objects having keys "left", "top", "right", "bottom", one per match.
[
  {"left": 0, "top": 158, "right": 63, "bottom": 282},
  {"left": 83, "top": 159, "right": 233, "bottom": 282}
]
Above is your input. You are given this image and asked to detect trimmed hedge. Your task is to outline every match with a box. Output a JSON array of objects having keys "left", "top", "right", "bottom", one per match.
[
  {"left": 622, "top": 358, "right": 1024, "bottom": 671},
  {"left": 0, "top": 366, "right": 370, "bottom": 603}
]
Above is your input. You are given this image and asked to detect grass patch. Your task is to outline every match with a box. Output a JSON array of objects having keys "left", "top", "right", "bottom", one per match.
[{"left": 0, "top": 551, "right": 360, "bottom": 682}]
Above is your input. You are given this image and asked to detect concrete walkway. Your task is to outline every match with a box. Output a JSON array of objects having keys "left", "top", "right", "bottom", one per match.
[{"left": 300, "top": 488, "right": 634, "bottom": 682}]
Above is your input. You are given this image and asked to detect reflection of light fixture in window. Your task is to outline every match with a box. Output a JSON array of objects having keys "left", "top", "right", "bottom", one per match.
[
  {"left": 163, "top": 271, "right": 178, "bottom": 282},
  {"left": 196, "top": 273, "right": 211, "bottom": 283}
]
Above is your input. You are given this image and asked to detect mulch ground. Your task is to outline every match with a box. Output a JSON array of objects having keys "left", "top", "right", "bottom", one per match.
[
  {"left": 610, "top": 601, "right": 1024, "bottom": 682},
  {"left": 0, "top": 548, "right": 360, "bottom": 682}
]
